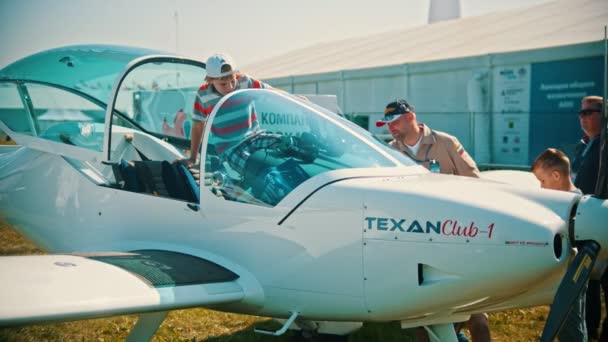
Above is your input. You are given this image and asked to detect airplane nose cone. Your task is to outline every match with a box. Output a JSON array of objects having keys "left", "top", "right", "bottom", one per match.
[
  {"left": 347, "top": 174, "right": 578, "bottom": 319},
  {"left": 573, "top": 195, "right": 608, "bottom": 258}
]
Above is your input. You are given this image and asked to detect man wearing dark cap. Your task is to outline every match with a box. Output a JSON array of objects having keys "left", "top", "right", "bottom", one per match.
[
  {"left": 378, "top": 100, "right": 486, "bottom": 342},
  {"left": 377, "top": 99, "right": 480, "bottom": 178}
]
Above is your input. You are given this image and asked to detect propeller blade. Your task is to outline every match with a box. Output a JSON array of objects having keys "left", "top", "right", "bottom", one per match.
[{"left": 540, "top": 240, "right": 600, "bottom": 342}]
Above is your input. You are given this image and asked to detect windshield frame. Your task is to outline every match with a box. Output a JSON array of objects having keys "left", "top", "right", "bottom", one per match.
[
  {"left": 201, "top": 88, "right": 414, "bottom": 174},
  {"left": 196, "top": 89, "right": 420, "bottom": 207},
  {"left": 1, "top": 78, "right": 181, "bottom": 158},
  {"left": 285, "top": 94, "right": 419, "bottom": 167},
  {"left": 104, "top": 55, "right": 206, "bottom": 161},
  {"left": 0, "top": 78, "right": 145, "bottom": 132}
]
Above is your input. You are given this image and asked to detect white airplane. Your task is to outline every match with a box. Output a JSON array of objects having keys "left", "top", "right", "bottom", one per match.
[{"left": 0, "top": 45, "right": 607, "bottom": 342}]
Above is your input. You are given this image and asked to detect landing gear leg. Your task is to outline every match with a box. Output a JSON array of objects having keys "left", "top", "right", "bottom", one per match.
[{"left": 126, "top": 311, "right": 168, "bottom": 342}]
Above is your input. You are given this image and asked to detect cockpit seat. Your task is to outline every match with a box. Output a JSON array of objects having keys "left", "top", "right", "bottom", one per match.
[
  {"left": 112, "top": 160, "right": 199, "bottom": 203},
  {"left": 170, "top": 163, "right": 200, "bottom": 203}
]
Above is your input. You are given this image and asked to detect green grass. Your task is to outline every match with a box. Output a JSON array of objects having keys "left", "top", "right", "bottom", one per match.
[{"left": 0, "top": 221, "right": 548, "bottom": 341}]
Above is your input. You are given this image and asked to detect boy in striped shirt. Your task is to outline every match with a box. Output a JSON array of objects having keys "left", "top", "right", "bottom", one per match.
[{"left": 186, "top": 53, "right": 271, "bottom": 166}]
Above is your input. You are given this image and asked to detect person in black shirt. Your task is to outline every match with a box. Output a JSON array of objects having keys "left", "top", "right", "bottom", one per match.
[
  {"left": 572, "top": 95, "right": 604, "bottom": 341},
  {"left": 572, "top": 96, "right": 603, "bottom": 195}
]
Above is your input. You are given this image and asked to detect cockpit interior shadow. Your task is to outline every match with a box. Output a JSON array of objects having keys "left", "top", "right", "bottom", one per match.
[{"left": 111, "top": 159, "right": 199, "bottom": 202}]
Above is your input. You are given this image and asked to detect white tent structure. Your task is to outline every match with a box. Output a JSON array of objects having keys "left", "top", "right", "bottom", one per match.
[
  {"left": 37, "top": 109, "right": 92, "bottom": 122},
  {"left": 246, "top": 0, "right": 607, "bottom": 166}
]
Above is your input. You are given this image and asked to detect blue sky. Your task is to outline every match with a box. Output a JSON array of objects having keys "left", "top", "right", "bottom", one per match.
[{"left": 0, "top": 0, "right": 554, "bottom": 69}]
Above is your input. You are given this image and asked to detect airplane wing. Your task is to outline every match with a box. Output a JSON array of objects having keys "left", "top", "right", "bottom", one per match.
[{"left": 0, "top": 250, "right": 244, "bottom": 327}]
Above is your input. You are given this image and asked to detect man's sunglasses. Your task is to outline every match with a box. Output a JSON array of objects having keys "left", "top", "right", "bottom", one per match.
[{"left": 578, "top": 109, "right": 601, "bottom": 117}]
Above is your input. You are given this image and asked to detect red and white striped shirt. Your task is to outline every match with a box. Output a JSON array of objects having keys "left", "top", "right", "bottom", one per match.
[{"left": 191, "top": 74, "right": 268, "bottom": 122}]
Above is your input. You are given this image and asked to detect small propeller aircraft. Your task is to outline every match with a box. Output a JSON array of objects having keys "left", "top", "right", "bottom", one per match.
[{"left": 0, "top": 45, "right": 607, "bottom": 342}]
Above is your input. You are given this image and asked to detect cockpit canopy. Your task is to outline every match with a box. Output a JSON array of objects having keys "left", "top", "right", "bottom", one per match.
[
  {"left": 203, "top": 89, "right": 415, "bottom": 206},
  {"left": 0, "top": 45, "right": 205, "bottom": 155},
  {"left": 0, "top": 45, "right": 418, "bottom": 207},
  {"left": 0, "top": 45, "right": 165, "bottom": 103}
]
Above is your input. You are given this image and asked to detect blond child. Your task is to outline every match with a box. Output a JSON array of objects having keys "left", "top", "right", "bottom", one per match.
[
  {"left": 531, "top": 148, "right": 579, "bottom": 193},
  {"left": 532, "top": 148, "right": 586, "bottom": 341}
]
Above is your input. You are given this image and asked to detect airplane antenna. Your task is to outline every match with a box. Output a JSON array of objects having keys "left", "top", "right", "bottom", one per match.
[
  {"left": 174, "top": 7, "right": 179, "bottom": 54},
  {"left": 174, "top": 5, "right": 180, "bottom": 88},
  {"left": 595, "top": 25, "right": 608, "bottom": 198}
]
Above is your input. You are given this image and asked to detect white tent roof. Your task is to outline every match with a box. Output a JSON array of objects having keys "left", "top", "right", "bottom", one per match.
[
  {"left": 38, "top": 109, "right": 92, "bottom": 121},
  {"left": 245, "top": 0, "right": 607, "bottom": 79}
]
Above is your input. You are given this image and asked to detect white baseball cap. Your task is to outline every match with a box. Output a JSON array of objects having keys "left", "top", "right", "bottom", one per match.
[{"left": 206, "top": 53, "right": 238, "bottom": 78}]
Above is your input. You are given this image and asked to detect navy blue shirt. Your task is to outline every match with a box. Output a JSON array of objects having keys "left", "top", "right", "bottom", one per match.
[{"left": 571, "top": 136, "right": 600, "bottom": 195}]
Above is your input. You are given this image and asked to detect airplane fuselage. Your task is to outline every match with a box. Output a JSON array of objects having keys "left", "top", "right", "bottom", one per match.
[{"left": 0, "top": 146, "right": 577, "bottom": 325}]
